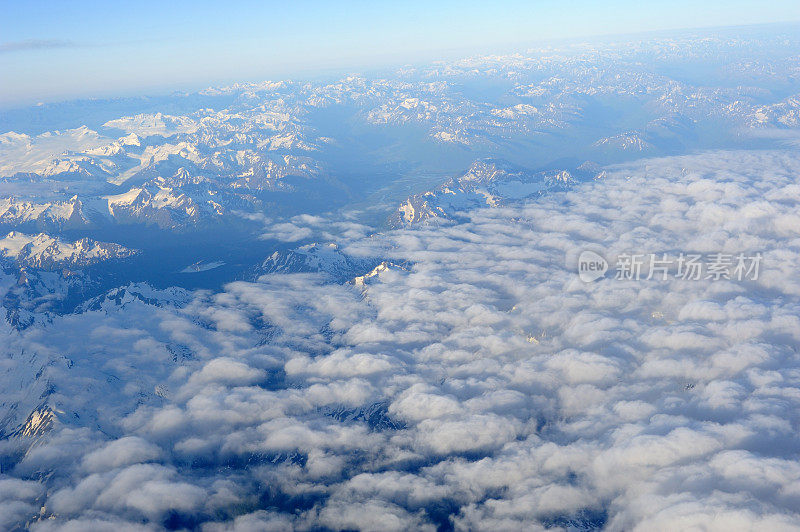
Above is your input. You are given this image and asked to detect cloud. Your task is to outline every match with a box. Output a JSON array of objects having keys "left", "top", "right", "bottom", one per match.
[
  {"left": 81, "top": 437, "right": 164, "bottom": 473},
  {"left": 260, "top": 214, "right": 374, "bottom": 243},
  {"left": 0, "top": 39, "right": 76, "bottom": 54},
  {"left": 2, "top": 149, "right": 800, "bottom": 528}
]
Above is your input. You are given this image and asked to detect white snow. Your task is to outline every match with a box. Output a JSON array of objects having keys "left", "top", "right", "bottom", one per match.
[
  {"left": 0, "top": 231, "right": 136, "bottom": 269},
  {"left": 0, "top": 126, "right": 111, "bottom": 176},
  {"left": 103, "top": 112, "right": 199, "bottom": 138}
]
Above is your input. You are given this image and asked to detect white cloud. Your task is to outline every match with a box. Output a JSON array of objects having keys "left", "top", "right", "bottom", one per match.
[{"left": 2, "top": 149, "right": 800, "bottom": 529}]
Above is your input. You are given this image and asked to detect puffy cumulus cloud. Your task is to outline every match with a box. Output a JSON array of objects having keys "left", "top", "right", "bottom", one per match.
[
  {"left": 261, "top": 221, "right": 315, "bottom": 242},
  {"left": 188, "top": 358, "right": 267, "bottom": 387},
  {"left": 260, "top": 213, "right": 373, "bottom": 243},
  {"left": 311, "top": 499, "right": 435, "bottom": 532},
  {"left": 0, "top": 477, "right": 43, "bottom": 530},
  {"left": 46, "top": 464, "right": 207, "bottom": 520},
  {"left": 81, "top": 436, "right": 163, "bottom": 473},
  {"left": 32, "top": 518, "right": 158, "bottom": 532},
  {"left": 2, "top": 148, "right": 800, "bottom": 529},
  {"left": 202, "top": 510, "right": 294, "bottom": 532}
]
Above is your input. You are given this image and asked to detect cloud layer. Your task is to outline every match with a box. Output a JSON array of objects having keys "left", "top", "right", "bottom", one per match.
[{"left": 1, "top": 149, "right": 800, "bottom": 530}]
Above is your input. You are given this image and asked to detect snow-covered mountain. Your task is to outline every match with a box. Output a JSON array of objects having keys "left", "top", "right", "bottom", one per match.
[
  {"left": 351, "top": 260, "right": 411, "bottom": 287},
  {"left": 0, "top": 232, "right": 137, "bottom": 270},
  {"left": 0, "top": 195, "right": 90, "bottom": 231},
  {"left": 79, "top": 282, "right": 192, "bottom": 313},
  {"left": 257, "top": 242, "right": 381, "bottom": 282},
  {"left": 0, "top": 267, "right": 91, "bottom": 329},
  {"left": 2, "top": 32, "right": 799, "bottom": 245},
  {"left": 390, "top": 159, "right": 595, "bottom": 227},
  {"left": 593, "top": 131, "right": 654, "bottom": 152}
]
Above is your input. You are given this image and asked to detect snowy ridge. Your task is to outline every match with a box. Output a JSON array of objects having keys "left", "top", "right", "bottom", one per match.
[
  {"left": 593, "top": 131, "right": 654, "bottom": 152},
  {"left": 79, "top": 283, "right": 192, "bottom": 313},
  {"left": 0, "top": 232, "right": 137, "bottom": 270},
  {"left": 351, "top": 261, "right": 411, "bottom": 287},
  {"left": 258, "top": 242, "right": 381, "bottom": 283},
  {"left": 390, "top": 159, "right": 591, "bottom": 228},
  {"left": 0, "top": 196, "right": 89, "bottom": 230}
]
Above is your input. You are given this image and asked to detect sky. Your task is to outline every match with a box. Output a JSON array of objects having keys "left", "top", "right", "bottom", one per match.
[{"left": 1, "top": 0, "right": 800, "bottom": 107}]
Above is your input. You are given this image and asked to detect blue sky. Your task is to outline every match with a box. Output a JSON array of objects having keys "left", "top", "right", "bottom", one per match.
[{"left": 1, "top": 0, "right": 799, "bottom": 107}]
